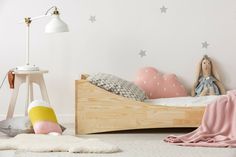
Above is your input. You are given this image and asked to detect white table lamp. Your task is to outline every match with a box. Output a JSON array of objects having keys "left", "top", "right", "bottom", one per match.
[{"left": 16, "top": 6, "right": 69, "bottom": 71}]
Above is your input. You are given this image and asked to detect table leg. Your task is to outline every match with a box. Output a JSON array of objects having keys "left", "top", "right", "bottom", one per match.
[
  {"left": 35, "top": 74, "right": 50, "bottom": 104},
  {"left": 29, "top": 82, "right": 34, "bottom": 103},
  {"left": 25, "top": 82, "right": 34, "bottom": 115},
  {"left": 6, "top": 76, "right": 22, "bottom": 119},
  {"left": 25, "top": 75, "right": 30, "bottom": 116}
]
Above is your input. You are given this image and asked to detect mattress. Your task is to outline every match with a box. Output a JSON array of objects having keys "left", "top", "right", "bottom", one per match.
[{"left": 145, "top": 95, "right": 220, "bottom": 107}]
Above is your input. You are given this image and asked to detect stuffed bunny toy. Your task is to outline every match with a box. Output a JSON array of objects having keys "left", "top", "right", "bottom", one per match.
[{"left": 191, "top": 55, "right": 226, "bottom": 97}]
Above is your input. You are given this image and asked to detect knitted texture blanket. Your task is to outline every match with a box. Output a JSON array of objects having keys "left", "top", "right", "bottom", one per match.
[{"left": 165, "top": 90, "right": 236, "bottom": 147}]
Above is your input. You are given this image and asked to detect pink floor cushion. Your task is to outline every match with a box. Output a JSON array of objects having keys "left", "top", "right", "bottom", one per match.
[
  {"left": 134, "top": 67, "right": 188, "bottom": 99},
  {"left": 33, "top": 121, "right": 62, "bottom": 134}
]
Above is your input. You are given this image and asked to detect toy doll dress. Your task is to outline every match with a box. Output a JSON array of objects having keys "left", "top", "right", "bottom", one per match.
[{"left": 195, "top": 76, "right": 220, "bottom": 96}]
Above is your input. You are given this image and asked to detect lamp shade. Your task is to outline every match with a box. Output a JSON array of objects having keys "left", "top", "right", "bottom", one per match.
[{"left": 45, "top": 15, "right": 69, "bottom": 33}]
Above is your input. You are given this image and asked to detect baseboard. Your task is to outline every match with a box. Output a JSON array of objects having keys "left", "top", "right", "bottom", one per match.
[
  {"left": 57, "top": 114, "right": 75, "bottom": 124},
  {"left": 0, "top": 114, "right": 75, "bottom": 124}
]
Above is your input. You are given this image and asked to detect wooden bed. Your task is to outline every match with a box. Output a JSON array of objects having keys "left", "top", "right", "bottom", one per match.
[{"left": 75, "top": 75, "right": 205, "bottom": 135}]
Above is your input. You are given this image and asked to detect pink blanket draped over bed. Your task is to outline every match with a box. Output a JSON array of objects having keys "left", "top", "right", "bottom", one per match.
[{"left": 164, "top": 90, "right": 236, "bottom": 147}]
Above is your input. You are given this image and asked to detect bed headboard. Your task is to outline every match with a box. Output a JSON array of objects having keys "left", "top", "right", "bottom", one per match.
[{"left": 81, "top": 74, "right": 89, "bottom": 80}]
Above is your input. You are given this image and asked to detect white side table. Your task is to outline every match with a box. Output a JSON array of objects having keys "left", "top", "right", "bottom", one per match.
[{"left": 6, "top": 70, "right": 50, "bottom": 119}]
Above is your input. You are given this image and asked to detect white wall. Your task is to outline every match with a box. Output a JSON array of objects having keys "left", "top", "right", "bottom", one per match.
[{"left": 0, "top": 0, "right": 236, "bottom": 121}]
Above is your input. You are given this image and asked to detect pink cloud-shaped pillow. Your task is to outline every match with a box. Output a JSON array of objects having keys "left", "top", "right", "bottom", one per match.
[{"left": 134, "top": 67, "right": 188, "bottom": 99}]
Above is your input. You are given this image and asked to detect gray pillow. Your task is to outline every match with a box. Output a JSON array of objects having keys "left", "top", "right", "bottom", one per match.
[
  {"left": 0, "top": 117, "right": 66, "bottom": 137},
  {"left": 88, "top": 73, "right": 147, "bottom": 101}
]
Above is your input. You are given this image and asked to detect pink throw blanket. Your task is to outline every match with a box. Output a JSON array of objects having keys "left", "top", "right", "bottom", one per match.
[{"left": 164, "top": 90, "right": 236, "bottom": 147}]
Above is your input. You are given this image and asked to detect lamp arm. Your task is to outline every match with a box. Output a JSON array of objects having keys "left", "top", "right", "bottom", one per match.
[
  {"left": 18, "top": 6, "right": 59, "bottom": 24},
  {"left": 29, "top": 14, "right": 49, "bottom": 22},
  {"left": 18, "top": 14, "right": 50, "bottom": 24},
  {"left": 45, "top": 6, "right": 59, "bottom": 15}
]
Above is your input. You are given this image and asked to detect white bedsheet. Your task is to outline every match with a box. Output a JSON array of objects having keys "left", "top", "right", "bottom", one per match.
[{"left": 145, "top": 95, "right": 220, "bottom": 107}]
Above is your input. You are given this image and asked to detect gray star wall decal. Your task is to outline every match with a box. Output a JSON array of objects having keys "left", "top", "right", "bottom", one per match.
[
  {"left": 202, "top": 41, "right": 209, "bottom": 49},
  {"left": 160, "top": 6, "right": 168, "bottom": 13},
  {"left": 139, "top": 50, "right": 147, "bottom": 57},
  {"left": 89, "top": 16, "right": 96, "bottom": 23}
]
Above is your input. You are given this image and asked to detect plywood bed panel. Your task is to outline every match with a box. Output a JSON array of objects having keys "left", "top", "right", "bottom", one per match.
[{"left": 75, "top": 79, "right": 205, "bottom": 135}]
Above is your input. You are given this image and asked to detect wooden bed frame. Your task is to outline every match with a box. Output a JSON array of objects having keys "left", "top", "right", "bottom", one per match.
[{"left": 75, "top": 75, "right": 205, "bottom": 135}]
